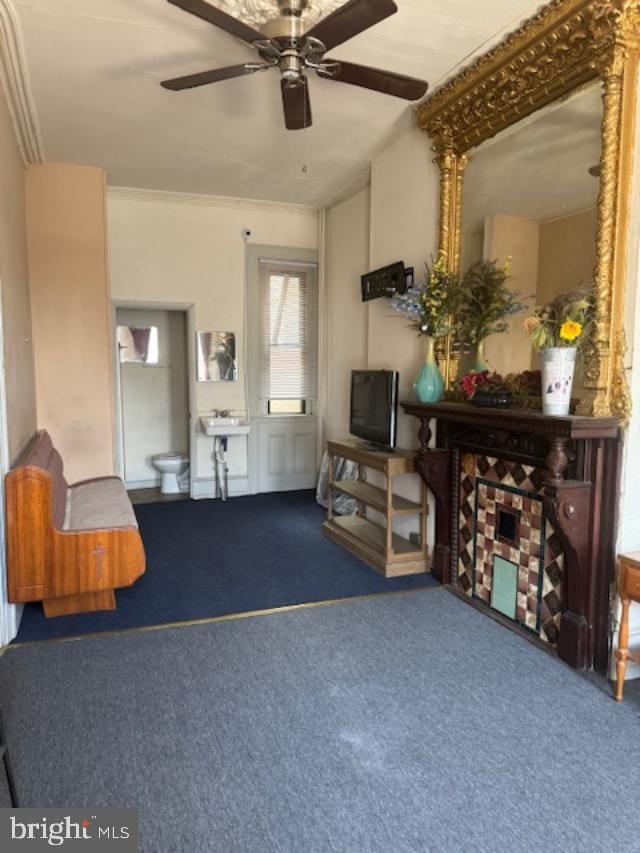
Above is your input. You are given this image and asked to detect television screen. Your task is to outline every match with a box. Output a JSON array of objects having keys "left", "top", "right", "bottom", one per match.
[{"left": 350, "top": 370, "right": 398, "bottom": 449}]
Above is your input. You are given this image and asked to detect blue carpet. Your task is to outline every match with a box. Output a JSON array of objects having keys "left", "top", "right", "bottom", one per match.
[
  {"left": 14, "top": 491, "right": 435, "bottom": 642},
  {"left": 1, "top": 590, "right": 639, "bottom": 852}
]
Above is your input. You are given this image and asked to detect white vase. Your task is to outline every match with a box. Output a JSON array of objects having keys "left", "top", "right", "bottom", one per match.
[{"left": 540, "top": 347, "right": 577, "bottom": 416}]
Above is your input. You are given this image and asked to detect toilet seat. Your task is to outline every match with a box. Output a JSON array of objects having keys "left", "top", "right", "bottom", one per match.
[{"left": 152, "top": 452, "right": 188, "bottom": 462}]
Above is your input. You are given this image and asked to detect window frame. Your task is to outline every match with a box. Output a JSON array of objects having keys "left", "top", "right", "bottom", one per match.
[{"left": 247, "top": 245, "right": 319, "bottom": 418}]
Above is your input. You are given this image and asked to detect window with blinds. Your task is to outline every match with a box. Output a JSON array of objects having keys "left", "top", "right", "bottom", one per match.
[{"left": 258, "top": 259, "right": 318, "bottom": 415}]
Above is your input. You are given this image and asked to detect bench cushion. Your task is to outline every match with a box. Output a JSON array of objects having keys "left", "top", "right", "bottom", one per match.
[{"left": 65, "top": 478, "right": 138, "bottom": 531}]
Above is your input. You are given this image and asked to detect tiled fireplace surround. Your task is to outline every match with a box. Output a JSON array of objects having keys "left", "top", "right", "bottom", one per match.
[
  {"left": 458, "top": 455, "right": 564, "bottom": 647},
  {"left": 401, "top": 402, "right": 621, "bottom": 674}
]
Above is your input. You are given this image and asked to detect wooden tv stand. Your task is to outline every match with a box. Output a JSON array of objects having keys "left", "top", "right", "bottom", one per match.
[{"left": 322, "top": 440, "right": 429, "bottom": 578}]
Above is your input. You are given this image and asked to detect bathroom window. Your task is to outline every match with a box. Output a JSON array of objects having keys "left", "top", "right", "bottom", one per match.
[{"left": 258, "top": 259, "right": 318, "bottom": 415}]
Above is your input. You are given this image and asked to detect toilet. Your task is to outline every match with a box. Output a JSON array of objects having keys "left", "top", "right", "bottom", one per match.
[{"left": 151, "top": 452, "right": 189, "bottom": 495}]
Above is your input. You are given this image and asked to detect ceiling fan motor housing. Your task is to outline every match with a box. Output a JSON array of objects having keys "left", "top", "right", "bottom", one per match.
[
  {"left": 260, "top": 0, "right": 322, "bottom": 84},
  {"left": 262, "top": 4, "right": 312, "bottom": 43},
  {"left": 279, "top": 50, "right": 305, "bottom": 83}
]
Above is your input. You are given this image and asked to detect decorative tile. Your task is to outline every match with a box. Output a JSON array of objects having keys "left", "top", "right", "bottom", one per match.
[
  {"left": 540, "top": 526, "right": 565, "bottom": 645},
  {"left": 472, "top": 479, "right": 544, "bottom": 633},
  {"left": 457, "top": 453, "right": 565, "bottom": 645},
  {"left": 477, "top": 456, "right": 490, "bottom": 476},
  {"left": 491, "top": 556, "right": 518, "bottom": 619}
]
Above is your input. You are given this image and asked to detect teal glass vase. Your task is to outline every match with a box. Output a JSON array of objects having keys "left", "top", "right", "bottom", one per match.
[
  {"left": 414, "top": 336, "right": 444, "bottom": 403},
  {"left": 472, "top": 338, "right": 489, "bottom": 373}
]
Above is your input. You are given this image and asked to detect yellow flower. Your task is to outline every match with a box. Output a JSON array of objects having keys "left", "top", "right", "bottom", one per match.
[{"left": 560, "top": 320, "right": 582, "bottom": 342}]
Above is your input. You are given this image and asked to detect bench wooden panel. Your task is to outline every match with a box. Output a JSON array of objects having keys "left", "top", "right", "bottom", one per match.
[{"left": 5, "top": 431, "right": 146, "bottom": 618}]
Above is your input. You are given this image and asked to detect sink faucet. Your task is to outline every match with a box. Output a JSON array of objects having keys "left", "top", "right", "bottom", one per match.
[{"left": 210, "top": 409, "right": 230, "bottom": 418}]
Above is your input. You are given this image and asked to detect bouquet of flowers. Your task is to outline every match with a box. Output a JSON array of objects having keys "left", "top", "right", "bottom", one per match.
[
  {"left": 389, "top": 256, "right": 461, "bottom": 338},
  {"left": 523, "top": 285, "right": 593, "bottom": 350},
  {"left": 455, "top": 259, "right": 528, "bottom": 344},
  {"left": 459, "top": 370, "right": 508, "bottom": 399},
  {"left": 459, "top": 369, "right": 513, "bottom": 408}
]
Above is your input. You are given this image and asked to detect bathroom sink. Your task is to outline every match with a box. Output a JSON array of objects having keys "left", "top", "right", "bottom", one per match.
[{"left": 199, "top": 416, "right": 251, "bottom": 437}]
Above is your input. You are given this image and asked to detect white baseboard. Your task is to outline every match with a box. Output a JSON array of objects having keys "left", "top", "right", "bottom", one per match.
[
  {"left": 191, "top": 477, "right": 249, "bottom": 500},
  {"left": 125, "top": 478, "right": 160, "bottom": 490}
]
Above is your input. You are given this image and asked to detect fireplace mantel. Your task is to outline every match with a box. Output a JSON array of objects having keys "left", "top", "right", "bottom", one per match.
[{"left": 401, "top": 401, "right": 621, "bottom": 674}]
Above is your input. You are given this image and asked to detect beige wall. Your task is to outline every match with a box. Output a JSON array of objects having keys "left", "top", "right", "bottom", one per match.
[
  {"left": 0, "top": 85, "right": 37, "bottom": 462},
  {"left": 324, "top": 120, "right": 439, "bottom": 540},
  {"left": 483, "top": 213, "right": 540, "bottom": 376},
  {"left": 107, "top": 191, "right": 318, "bottom": 485},
  {"left": 537, "top": 207, "right": 598, "bottom": 304},
  {"left": 368, "top": 118, "right": 440, "bottom": 450},
  {"left": 324, "top": 187, "right": 370, "bottom": 441},
  {"left": 26, "top": 163, "right": 114, "bottom": 483},
  {"left": 322, "top": 118, "right": 440, "bottom": 453}
]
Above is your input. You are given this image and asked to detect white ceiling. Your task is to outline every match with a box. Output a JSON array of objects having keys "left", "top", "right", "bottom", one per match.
[
  {"left": 463, "top": 84, "right": 601, "bottom": 231},
  {"left": 13, "top": 0, "right": 546, "bottom": 206}
]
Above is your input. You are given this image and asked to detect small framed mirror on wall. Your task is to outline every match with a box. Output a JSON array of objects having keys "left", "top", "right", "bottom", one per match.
[{"left": 196, "top": 331, "right": 237, "bottom": 382}]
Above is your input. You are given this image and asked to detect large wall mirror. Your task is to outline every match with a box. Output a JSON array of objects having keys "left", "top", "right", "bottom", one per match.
[
  {"left": 417, "top": 0, "right": 640, "bottom": 421},
  {"left": 460, "top": 84, "right": 602, "bottom": 394}
]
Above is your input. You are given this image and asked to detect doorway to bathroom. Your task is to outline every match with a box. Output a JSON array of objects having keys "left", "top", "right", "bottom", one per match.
[{"left": 114, "top": 306, "right": 192, "bottom": 497}]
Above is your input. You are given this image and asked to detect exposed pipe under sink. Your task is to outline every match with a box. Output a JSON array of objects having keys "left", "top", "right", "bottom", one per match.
[
  {"left": 214, "top": 436, "right": 229, "bottom": 502},
  {"left": 199, "top": 413, "right": 251, "bottom": 501}
]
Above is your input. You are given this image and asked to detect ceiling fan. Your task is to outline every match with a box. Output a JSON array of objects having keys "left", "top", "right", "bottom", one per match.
[{"left": 161, "top": 0, "right": 429, "bottom": 129}]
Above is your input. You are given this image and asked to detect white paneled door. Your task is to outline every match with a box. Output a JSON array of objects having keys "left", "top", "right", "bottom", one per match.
[{"left": 255, "top": 416, "right": 318, "bottom": 493}]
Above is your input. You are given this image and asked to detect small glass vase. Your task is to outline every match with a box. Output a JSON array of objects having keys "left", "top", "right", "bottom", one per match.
[
  {"left": 472, "top": 339, "right": 489, "bottom": 373},
  {"left": 414, "top": 336, "right": 445, "bottom": 403},
  {"left": 540, "top": 347, "right": 577, "bottom": 416}
]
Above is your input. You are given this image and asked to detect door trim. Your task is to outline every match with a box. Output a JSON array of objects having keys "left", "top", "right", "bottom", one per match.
[{"left": 111, "top": 300, "right": 196, "bottom": 496}]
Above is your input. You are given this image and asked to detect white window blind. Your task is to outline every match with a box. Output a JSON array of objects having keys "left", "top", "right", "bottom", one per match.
[{"left": 258, "top": 259, "right": 318, "bottom": 406}]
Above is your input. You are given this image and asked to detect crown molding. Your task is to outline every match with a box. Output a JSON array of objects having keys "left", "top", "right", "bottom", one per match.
[
  {"left": 107, "top": 185, "right": 319, "bottom": 216},
  {"left": 0, "top": 0, "right": 43, "bottom": 164}
]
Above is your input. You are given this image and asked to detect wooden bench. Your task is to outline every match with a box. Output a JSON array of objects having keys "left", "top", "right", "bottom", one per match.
[{"left": 6, "top": 430, "right": 145, "bottom": 617}]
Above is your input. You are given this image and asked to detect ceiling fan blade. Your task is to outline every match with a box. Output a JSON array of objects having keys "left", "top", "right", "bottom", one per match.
[
  {"left": 306, "top": 0, "right": 397, "bottom": 52},
  {"left": 167, "top": 0, "right": 264, "bottom": 44},
  {"left": 320, "top": 60, "right": 428, "bottom": 100},
  {"left": 281, "top": 78, "right": 312, "bottom": 130},
  {"left": 162, "top": 64, "right": 264, "bottom": 90}
]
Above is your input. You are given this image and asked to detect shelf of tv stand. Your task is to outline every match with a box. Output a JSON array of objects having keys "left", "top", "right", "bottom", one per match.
[
  {"left": 332, "top": 480, "right": 423, "bottom": 515},
  {"left": 322, "top": 439, "right": 429, "bottom": 578}
]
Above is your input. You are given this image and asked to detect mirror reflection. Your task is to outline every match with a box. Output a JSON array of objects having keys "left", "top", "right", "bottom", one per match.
[
  {"left": 196, "top": 331, "right": 237, "bottom": 382},
  {"left": 117, "top": 325, "right": 160, "bottom": 365},
  {"left": 460, "top": 84, "right": 602, "bottom": 389}
]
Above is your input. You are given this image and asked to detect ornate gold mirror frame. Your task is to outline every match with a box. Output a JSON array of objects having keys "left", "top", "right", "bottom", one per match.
[{"left": 416, "top": 0, "right": 640, "bottom": 420}]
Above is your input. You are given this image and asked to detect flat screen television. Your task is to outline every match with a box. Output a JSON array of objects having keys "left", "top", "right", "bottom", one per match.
[{"left": 350, "top": 370, "right": 399, "bottom": 449}]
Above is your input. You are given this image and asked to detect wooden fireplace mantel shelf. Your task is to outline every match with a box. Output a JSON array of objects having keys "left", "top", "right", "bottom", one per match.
[
  {"left": 401, "top": 400, "right": 621, "bottom": 676},
  {"left": 401, "top": 401, "right": 620, "bottom": 440}
]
